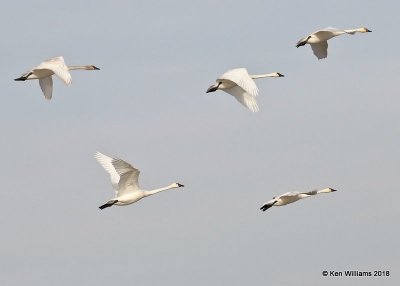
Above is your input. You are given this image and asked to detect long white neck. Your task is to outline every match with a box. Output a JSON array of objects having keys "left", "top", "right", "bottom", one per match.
[
  {"left": 143, "top": 184, "right": 177, "bottom": 197},
  {"left": 68, "top": 65, "right": 89, "bottom": 70},
  {"left": 344, "top": 28, "right": 364, "bottom": 35},
  {"left": 251, "top": 73, "right": 280, "bottom": 79}
]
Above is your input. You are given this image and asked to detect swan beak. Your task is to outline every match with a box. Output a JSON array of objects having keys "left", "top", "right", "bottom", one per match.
[
  {"left": 177, "top": 183, "right": 184, "bottom": 187},
  {"left": 206, "top": 85, "right": 218, "bottom": 93},
  {"left": 277, "top": 73, "right": 284, "bottom": 77},
  {"left": 93, "top": 66, "right": 100, "bottom": 70},
  {"left": 330, "top": 188, "right": 338, "bottom": 192},
  {"left": 366, "top": 29, "right": 372, "bottom": 32}
]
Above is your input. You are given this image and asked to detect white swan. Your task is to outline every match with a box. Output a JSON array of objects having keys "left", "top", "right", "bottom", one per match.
[
  {"left": 15, "top": 56, "right": 100, "bottom": 100},
  {"left": 260, "top": 188, "right": 337, "bottom": 212},
  {"left": 296, "top": 27, "right": 372, "bottom": 59},
  {"left": 206, "top": 68, "right": 284, "bottom": 112},
  {"left": 95, "top": 152, "right": 184, "bottom": 210}
]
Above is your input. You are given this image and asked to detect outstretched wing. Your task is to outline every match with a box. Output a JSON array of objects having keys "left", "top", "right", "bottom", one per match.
[
  {"left": 219, "top": 68, "right": 259, "bottom": 97},
  {"left": 224, "top": 86, "right": 260, "bottom": 112},
  {"left": 111, "top": 157, "right": 140, "bottom": 196},
  {"left": 95, "top": 152, "right": 140, "bottom": 196},
  {"left": 35, "top": 56, "right": 72, "bottom": 85},
  {"left": 38, "top": 76, "right": 53, "bottom": 100},
  {"left": 310, "top": 41, "right": 328, "bottom": 59}
]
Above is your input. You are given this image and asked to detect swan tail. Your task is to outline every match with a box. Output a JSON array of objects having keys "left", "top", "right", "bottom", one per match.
[{"left": 99, "top": 200, "right": 118, "bottom": 210}]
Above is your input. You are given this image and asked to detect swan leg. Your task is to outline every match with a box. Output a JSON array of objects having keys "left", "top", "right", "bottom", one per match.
[
  {"left": 14, "top": 72, "right": 33, "bottom": 81},
  {"left": 99, "top": 200, "right": 118, "bottom": 210},
  {"left": 260, "top": 201, "right": 277, "bottom": 212}
]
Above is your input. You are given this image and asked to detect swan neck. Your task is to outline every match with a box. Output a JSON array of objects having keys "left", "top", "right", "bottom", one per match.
[
  {"left": 144, "top": 185, "right": 173, "bottom": 196},
  {"left": 251, "top": 73, "right": 276, "bottom": 79},
  {"left": 344, "top": 28, "right": 361, "bottom": 35},
  {"left": 68, "top": 66, "right": 87, "bottom": 70}
]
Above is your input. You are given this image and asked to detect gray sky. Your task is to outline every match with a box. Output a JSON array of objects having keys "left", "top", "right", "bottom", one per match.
[{"left": 0, "top": 1, "right": 398, "bottom": 285}]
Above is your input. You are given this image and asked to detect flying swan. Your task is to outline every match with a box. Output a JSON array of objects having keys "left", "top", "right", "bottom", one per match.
[
  {"left": 15, "top": 56, "right": 100, "bottom": 100},
  {"left": 206, "top": 68, "right": 284, "bottom": 112},
  {"left": 95, "top": 152, "right": 184, "bottom": 210},
  {"left": 296, "top": 27, "right": 372, "bottom": 59},
  {"left": 260, "top": 188, "right": 337, "bottom": 212}
]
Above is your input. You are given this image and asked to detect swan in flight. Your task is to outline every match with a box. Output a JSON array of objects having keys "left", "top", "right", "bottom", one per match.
[
  {"left": 260, "top": 188, "right": 337, "bottom": 212},
  {"left": 95, "top": 152, "right": 184, "bottom": 210},
  {"left": 296, "top": 27, "right": 372, "bottom": 59},
  {"left": 206, "top": 68, "right": 284, "bottom": 112},
  {"left": 14, "top": 56, "right": 100, "bottom": 100}
]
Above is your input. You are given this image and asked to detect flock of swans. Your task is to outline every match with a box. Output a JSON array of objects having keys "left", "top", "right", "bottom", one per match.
[{"left": 14, "top": 26, "right": 371, "bottom": 212}]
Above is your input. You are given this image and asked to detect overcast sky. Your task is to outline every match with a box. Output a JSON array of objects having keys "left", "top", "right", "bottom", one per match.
[{"left": 0, "top": 1, "right": 398, "bottom": 285}]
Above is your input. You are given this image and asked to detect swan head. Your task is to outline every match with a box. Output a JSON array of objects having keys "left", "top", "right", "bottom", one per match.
[
  {"left": 171, "top": 182, "right": 185, "bottom": 188},
  {"left": 361, "top": 27, "right": 372, "bottom": 33},
  {"left": 271, "top": 72, "right": 284, "bottom": 77},
  {"left": 85, "top": 65, "right": 100, "bottom": 70},
  {"left": 320, "top": 187, "right": 338, "bottom": 193}
]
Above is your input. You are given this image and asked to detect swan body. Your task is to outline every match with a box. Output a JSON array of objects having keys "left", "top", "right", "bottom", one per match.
[
  {"left": 15, "top": 56, "right": 100, "bottom": 100},
  {"left": 95, "top": 152, "right": 184, "bottom": 210},
  {"left": 296, "top": 27, "right": 371, "bottom": 59},
  {"left": 206, "top": 68, "right": 284, "bottom": 112},
  {"left": 260, "top": 188, "right": 337, "bottom": 212}
]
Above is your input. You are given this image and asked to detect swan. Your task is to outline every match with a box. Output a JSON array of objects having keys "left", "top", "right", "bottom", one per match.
[
  {"left": 95, "top": 152, "right": 184, "bottom": 210},
  {"left": 260, "top": 188, "right": 337, "bottom": 212},
  {"left": 206, "top": 68, "right": 284, "bottom": 112},
  {"left": 296, "top": 27, "right": 372, "bottom": 59},
  {"left": 14, "top": 56, "right": 100, "bottom": 100}
]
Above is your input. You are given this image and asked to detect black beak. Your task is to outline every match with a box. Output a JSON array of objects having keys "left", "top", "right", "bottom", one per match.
[
  {"left": 177, "top": 183, "right": 184, "bottom": 187},
  {"left": 366, "top": 29, "right": 372, "bottom": 32},
  {"left": 330, "top": 188, "right": 338, "bottom": 192},
  {"left": 206, "top": 85, "right": 218, "bottom": 93},
  {"left": 277, "top": 73, "right": 284, "bottom": 77},
  {"left": 93, "top": 66, "right": 100, "bottom": 70}
]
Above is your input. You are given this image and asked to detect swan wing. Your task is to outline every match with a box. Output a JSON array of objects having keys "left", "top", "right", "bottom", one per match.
[
  {"left": 117, "top": 171, "right": 141, "bottom": 197},
  {"left": 219, "top": 68, "right": 259, "bottom": 97},
  {"left": 224, "top": 86, "right": 259, "bottom": 112},
  {"left": 111, "top": 157, "right": 140, "bottom": 194},
  {"left": 316, "top": 27, "right": 342, "bottom": 33},
  {"left": 278, "top": 192, "right": 300, "bottom": 199},
  {"left": 35, "top": 56, "right": 72, "bottom": 85},
  {"left": 38, "top": 76, "right": 53, "bottom": 100},
  {"left": 95, "top": 152, "right": 121, "bottom": 191},
  {"left": 310, "top": 42, "right": 328, "bottom": 59}
]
